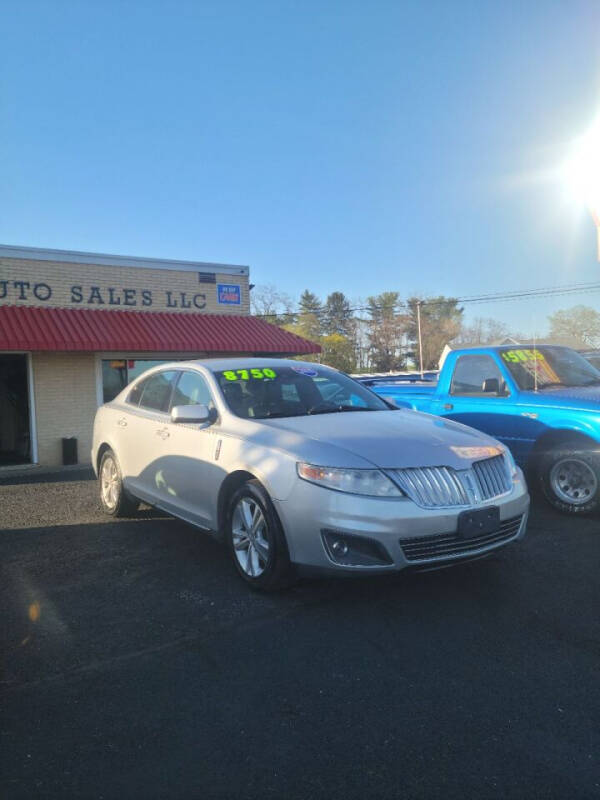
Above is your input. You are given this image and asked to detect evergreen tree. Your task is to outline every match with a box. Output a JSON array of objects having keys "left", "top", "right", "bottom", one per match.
[
  {"left": 366, "top": 292, "right": 406, "bottom": 372},
  {"left": 324, "top": 292, "right": 354, "bottom": 337},
  {"left": 297, "top": 290, "right": 323, "bottom": 341},
  {"left": 299, "top": 290, "right": 322, "bottom": 317}
]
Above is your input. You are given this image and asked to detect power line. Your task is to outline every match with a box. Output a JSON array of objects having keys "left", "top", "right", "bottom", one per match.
[{"left": 251, "top": 280, "right": 600, "bottom": 317}]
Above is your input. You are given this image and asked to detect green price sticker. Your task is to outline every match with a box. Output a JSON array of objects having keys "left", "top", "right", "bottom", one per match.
[
  {"left": 501, "top": 349, "right": 545, "bottom": 364},
  {"left": 222, "top": 368, "right": 277, "bottom": 381}
]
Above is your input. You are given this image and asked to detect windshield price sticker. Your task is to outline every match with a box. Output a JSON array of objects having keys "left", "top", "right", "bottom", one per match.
[
  {"left": 501, "top": 349, "right": 546, "bottom": 364},
  {"left": 222, "top": 368, "right": 277, "bottom": 381}
]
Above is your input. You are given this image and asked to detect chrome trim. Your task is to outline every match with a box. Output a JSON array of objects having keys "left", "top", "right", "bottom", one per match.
[
  {"left": 388, "top": 454, "right": 512, "bottom": 509},
  {"left": 400, "top": 514, "right": 524, "bottom": 562}
]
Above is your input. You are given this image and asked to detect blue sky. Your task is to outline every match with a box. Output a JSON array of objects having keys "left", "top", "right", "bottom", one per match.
[{"left": 2, "top": 0, "right": 600, "bottom": 332}]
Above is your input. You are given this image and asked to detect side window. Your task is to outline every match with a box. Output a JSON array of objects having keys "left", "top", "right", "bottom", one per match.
[
  {"left": 139, "top": 371, "right": 178, "bottom": 412},
  {"left": 450, "top": 355, "right": 506, "bottom": 397},
  {"left": 127, "top": 378, "right": 146, "bottom": 406},
  {"left": 171, "top": 371, "right": 215, "bottom": 410}
]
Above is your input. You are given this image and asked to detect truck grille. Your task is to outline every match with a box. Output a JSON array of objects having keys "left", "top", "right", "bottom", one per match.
[
  {"left": 389, "top": 454, "right": 512, "bottom": 509},
  {"left": 400, "top": 514, "right": 523, "bottom": 562}
]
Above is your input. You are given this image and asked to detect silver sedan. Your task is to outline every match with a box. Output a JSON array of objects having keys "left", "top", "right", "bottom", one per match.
[{"left": 92, "top": 358, "right": 529, "bottom": 590}]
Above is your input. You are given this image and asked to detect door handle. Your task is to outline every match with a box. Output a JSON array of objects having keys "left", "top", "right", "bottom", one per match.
[
  {"left": 444, "top": 403, "right": 453, "bottom": 410},
  {"left": 156, "top": 428, "right": 170, "bottom": 439},
  {"left": 117, "top": 417, "right": 128, "bottom": 427}
]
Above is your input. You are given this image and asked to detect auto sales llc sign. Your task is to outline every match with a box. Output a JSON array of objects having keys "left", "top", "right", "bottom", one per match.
[{"left": 0, "top": 279, "right": 242, "bottom": 310}]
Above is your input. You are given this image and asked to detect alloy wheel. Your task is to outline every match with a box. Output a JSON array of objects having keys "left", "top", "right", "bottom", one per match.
[
  {"left": 231, "top": 497, "right": 270, "bottom": 577},
  {"left": 101, "top": 456, "right": 119, "bottom": 510}
]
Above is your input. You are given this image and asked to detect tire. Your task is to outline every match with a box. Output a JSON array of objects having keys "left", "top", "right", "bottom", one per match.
[
  {"left": 99, "top": 449, "right": 139, "bottom": 517},
  {"left": 538, "top": 444, "right": 600, "bottom": 516},
  {"left": 225, "top": 479, "right": 294, "bottom": 591}
]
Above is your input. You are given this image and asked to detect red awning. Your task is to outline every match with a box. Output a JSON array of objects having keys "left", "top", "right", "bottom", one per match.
[{"left": 0, "top": 305, "right": 320, "bottom": 355}]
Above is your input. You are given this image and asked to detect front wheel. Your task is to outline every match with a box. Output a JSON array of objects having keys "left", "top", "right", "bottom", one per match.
[
  {"left": 539, "top": 445, "right": 600, "bottom": 515},
  {"left": 225, "top": 480, "right": 294, "bottom": 591}
]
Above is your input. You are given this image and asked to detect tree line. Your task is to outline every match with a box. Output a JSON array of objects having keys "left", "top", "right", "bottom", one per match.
[
  {"left": 252, "top": 286, "right": 514, "bottom": 372},
  {"left": 251, "top": 285, "right": 600, "bottom": 373}
]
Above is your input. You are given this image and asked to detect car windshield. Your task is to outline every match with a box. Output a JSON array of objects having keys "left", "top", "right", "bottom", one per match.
[
  {"left": 499, "top": 346, "right": 600, "bottom": 390},
  {"left": 213, "top": 364, "right": 389, "bottom": 419}
]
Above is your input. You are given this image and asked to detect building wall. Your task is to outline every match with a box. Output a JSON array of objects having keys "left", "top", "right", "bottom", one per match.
[
  {"left": 32, "top": 352, "right": 98, "bottom": 467},
  {"left": 0, "top": 257, "right": 250, "bottom": 314},
  {"left": 30, "top": 351, "right": 254, "bottom": 467},
  {"left": 0, "top": 248, "right": 254, "bottom": 467}
]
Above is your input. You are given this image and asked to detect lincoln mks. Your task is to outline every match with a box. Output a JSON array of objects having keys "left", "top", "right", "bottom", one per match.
[{"left": 92, "top": 359, "right": 529, "bottom": 590}]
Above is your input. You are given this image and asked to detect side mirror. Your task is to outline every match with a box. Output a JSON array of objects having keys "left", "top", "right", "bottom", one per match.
[
  {"left": 171, "top": 403, "right": 212, "bottom": 424},
  {"left": 482, "top": 378, "right": 500, "bottom": 394}
]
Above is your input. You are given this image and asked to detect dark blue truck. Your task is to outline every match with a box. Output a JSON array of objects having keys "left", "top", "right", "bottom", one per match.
[{"left": 363, "top": 345, "right": 600, "bottom": 515}]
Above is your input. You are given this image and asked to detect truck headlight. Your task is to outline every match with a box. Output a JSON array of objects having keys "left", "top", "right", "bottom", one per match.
[{"left": 297, "top": 463, "right": 403, "bottom": 497}]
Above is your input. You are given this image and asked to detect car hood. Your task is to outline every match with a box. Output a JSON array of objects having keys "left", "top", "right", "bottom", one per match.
[
  {"left": 259, "top": 409, "right": 503, "bottom": 470},
  {"left": 520, "top": 385, "right": 600, "bottom": 410}
]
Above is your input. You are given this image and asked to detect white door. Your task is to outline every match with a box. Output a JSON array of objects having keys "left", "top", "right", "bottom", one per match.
[
  {"left": 158, "top": 370, "right": 221, "bottom": 529},
  {"left": 122, "top": 370, "right": 180, "bottom": 505}
]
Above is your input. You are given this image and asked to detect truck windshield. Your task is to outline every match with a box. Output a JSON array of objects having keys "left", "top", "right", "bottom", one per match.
[
  {"left": 213, "top": 365, "right": 389, "bottom": 419},
  {"left": 499, "top": 347, "right": 600, "bottom": 390}
]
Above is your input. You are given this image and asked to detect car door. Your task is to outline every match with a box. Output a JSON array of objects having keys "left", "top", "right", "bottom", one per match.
[
  {"left": 157, "top": 369, "right": 221, "bottom": 529},
  {"left": 110, "top": 376, "right": 147, "bottom": 486},
  {"left": 432, "top": 353, "right": 540, "bottom": 463},
  {"left": 124, "top": 370, "right": 179, "bottom": 505}
]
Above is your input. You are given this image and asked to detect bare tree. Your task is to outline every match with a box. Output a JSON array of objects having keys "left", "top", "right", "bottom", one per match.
[
  {"left": 548, "top": 305, "right": 600, "bottom": 348},
  {"left": 250, "top": 284, "right": 296, "bottom": 325},
  {"left": 456, "top": 317, "right": 511, "bottom": 345}
]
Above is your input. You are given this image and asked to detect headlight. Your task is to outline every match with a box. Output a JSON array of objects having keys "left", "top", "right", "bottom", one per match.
[
  {"left": 503, "top": 448, "right": 518, "bottom": 478},
  {"left": 297, "top": 463, "right": 403, "bottom": 497}
]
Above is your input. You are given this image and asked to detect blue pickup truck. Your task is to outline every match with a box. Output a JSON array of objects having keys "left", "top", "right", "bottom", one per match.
[{"left": 362, "top": 345, "right": 600, "bottom": 515}]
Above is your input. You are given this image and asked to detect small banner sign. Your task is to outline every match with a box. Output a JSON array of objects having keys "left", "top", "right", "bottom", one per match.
[{"left": 217, "top": 284, "right": 241, "bottom": 305}]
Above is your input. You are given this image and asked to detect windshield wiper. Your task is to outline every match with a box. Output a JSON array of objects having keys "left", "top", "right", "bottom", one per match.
[
  {"left": 307, "top": 403, "right": 374, "bottom": 415},
  {"left": 261, "top": 411, "right": 306, "bottom": 419},
  {"left": 536, "top": 382, "right": 565, "bottom": 390}
]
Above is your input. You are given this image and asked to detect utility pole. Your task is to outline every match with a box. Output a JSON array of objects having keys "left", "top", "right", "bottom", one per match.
[{"left": 417, "top": 300, "right": 424, "bottom": 379}]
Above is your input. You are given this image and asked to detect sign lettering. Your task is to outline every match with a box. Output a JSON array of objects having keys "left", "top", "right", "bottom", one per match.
[
  {"left": 217, "top": 284, "right": 241, "bottom": 305},
  {"left": 0, "top": 279, "right": 234, "bottom": 312}
]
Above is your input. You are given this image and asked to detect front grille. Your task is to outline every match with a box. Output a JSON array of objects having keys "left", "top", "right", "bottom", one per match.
[
  {"left": 472, "top": 456, "right": 511, "bottom": 501},
  {"left": 389, "top": 454, "right": 511, "bottom": 508},
  {"left": 400, "top": 514, "right": 523, "bottom": 562}
]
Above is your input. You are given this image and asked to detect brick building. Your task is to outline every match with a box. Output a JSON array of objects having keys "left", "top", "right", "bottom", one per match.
[{"left": 0, "top": 244, "right": 319, "bottom": 468}]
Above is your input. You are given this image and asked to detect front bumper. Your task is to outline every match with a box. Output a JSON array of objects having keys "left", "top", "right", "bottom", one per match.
[{"left": 273, "top": 469, "right": 529, "bottom": 575}]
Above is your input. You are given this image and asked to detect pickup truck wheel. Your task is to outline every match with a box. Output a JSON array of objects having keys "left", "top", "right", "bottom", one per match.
[
  {"left": 225, "top": 479, "right": 295, "bottom": 591},
  {"left": 539, "top": 446, "right": 600, "bottom": 515},
  {"left": 99, "top": 449, "right": 139, "bottom": 517}
]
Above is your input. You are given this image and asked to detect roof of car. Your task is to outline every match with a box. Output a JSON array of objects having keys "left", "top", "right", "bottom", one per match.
[{"left": 182, "top": 357, "right": 325, "bottom": 372}]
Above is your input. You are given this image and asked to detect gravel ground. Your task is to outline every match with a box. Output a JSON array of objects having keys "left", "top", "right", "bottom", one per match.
[{"left": 1, "top": 471, "right": 599, "bottom": 800}]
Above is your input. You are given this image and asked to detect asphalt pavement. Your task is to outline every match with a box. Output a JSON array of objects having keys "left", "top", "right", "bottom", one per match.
[{"left": 1, "top": 471, "right": 599, "bottom": 799}]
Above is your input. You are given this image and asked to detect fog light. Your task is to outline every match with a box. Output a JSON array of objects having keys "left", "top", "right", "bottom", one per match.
[
  {"left": 331, "top": 538, "right": 349, "bottom": 557},
  {"left": 321, "top": 529, "right": 393, "bottom": 567}
]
